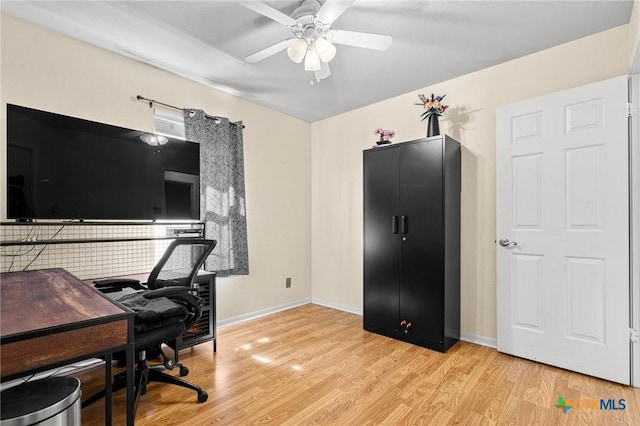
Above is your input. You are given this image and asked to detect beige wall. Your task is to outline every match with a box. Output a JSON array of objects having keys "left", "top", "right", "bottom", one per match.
[
  {"left": 311, "top": 25, "right": 630, "bottom": 340},
  {"left": 0, "top": 14, "right": 312, "bottom": 322}
]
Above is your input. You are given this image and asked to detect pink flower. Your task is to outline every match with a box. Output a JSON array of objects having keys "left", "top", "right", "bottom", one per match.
[{"left": 374, "top": 128, "right": 395, "bottom": 141}]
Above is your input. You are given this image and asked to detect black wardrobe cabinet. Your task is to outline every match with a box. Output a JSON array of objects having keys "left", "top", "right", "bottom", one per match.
[{"left": 363, "top": 135, "right": 461, "bottom": 353}]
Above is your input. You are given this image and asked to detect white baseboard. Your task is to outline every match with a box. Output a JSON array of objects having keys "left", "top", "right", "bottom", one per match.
[
  {"left": 460, "top": 332, "right": 497, "bottom": 348},
  {"left": 216, "top": 299, "right": 497, "bottom": 350},
  {"left": 217, "top": 298, "right": 311, "bottom": 328},
  {"left": 311, "top": 298, "right": 363, "bottom": 316},
  {"left": 303, "top": 300, "right": 498, "bottom": 349}
]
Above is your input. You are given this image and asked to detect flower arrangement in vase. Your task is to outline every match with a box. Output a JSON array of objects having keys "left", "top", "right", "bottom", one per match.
[
  {"left": 374, "top": 128, "right": 395, "bottom": 145},
  {"left": 415, "top": 93, "right": 448, "bottom": 137}
]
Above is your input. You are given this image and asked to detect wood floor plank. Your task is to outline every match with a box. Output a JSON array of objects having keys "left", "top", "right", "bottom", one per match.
[{"left": 74, "top": 304, "right": 640, "bottom": 425}]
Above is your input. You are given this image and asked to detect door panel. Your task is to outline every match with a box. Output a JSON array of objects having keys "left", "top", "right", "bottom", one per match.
[
  {"left": 399, "top": 140, "right": 444, "bottom": 342},
  {"left": 565, "top": 256, "right": 605, "bottom": 343},
  {"left": 565, "top": 146, "right": 603, "bottom": 229},
  {"left": 512, "top": 154, "right": 542, "bottom": 229},
  {"left": 496, "top": 75, "right": 630, "bottom": 384},
  {"left": 363, "top": 147, "right": 400, "bottom": 332},
  {"left": 511, "top": 253, "right": 544, "bottom": 332}
]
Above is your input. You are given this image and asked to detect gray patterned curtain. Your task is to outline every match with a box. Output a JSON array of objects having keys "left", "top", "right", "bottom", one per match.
[{"left": 183, "top": 109, "right": 249, "bottom": 277}]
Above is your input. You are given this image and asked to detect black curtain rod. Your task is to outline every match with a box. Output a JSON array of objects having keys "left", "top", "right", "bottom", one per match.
[{"left": 136, "top": 95, "right": 244, "bottom": 128}]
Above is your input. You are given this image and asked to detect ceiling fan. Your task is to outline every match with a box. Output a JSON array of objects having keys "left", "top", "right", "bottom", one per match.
[{"left": 240, "top": 0, "right": 392, "bottom": 81}]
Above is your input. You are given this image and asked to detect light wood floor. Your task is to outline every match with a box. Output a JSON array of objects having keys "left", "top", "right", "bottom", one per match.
[{"left": 77, "top": 304, "right": 640, "bottom": 425}]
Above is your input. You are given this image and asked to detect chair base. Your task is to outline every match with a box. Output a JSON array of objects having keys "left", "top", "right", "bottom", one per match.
[
  {"left": 146, "top": 369, "right": 208, "bottom": 402},
  {"left": 82, "top": 359, "right": 208, "bottom": 412}
]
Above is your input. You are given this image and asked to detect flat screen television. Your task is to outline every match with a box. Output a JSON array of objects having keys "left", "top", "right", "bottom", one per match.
[{"left": 6, "top": 104, "right": 200, "bottom": 221}]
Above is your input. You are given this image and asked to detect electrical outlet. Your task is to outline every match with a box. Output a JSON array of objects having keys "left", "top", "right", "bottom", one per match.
[{"left": 286, "top": 277, "right": 291, "bottom": 288}]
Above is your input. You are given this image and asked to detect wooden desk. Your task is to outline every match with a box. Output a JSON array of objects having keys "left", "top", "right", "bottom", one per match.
[{"left": 0, "top": 268, "right": 135, "bottom": 426}]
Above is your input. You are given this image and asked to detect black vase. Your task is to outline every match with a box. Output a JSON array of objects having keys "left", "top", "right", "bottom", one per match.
[
  {"left": 427, "top": 114, "right": 440, "bottom": 137},
  {"left": 376, "top": 138, "right": 391, "bottom": 145}
]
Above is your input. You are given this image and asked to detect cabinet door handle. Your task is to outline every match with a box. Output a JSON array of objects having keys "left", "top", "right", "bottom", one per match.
[
  {"left": 392, "top": 216, "right": 398, "bottom": 234},
  {"left": 401, "top": 216, "right": 408, "bottom": 234}
]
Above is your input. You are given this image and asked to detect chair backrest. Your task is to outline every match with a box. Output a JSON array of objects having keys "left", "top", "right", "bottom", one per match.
[{"left": 146, "top": 238, "right": 217, "bottom": 290}]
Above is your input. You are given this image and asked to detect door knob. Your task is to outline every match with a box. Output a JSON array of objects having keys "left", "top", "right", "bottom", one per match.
[{"left": 499, "top": 238, "right": 518, "bottom": 247}]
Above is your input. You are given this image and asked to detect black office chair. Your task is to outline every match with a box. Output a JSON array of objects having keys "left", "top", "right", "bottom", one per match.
[
  {"left": 148, "top": 238, "right": 216, "bottom": 288},
  {"left": 84, "top": 238, "right": 217, "bottom": 410}
]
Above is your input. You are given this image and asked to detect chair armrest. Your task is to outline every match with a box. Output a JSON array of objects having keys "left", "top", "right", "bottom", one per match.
[
  {"left": 94, "top": 278, "right": 142, "bottom": 289},
  {"left": 150, "top": 279, "right": 187, "bottom": 289},
  {"left": 143, "top": 287, "right": 191, "bottom": 299}
]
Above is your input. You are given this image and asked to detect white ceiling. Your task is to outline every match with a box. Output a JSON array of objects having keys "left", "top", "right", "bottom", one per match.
[{"left": 2, "top": 1, "right": 634, "bottom": 122}]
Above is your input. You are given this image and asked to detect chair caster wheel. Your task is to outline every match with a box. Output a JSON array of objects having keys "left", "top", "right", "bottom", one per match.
[
  {"left": 198, "top": 391, "right": 208, "bottom": 403},
  {"left": 180, "top": 366, "right": 189, "bottom": 376}
]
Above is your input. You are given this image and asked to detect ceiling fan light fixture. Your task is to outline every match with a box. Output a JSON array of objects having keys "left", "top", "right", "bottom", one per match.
[
  {"left": 287, "top": 38, "right": 308, "bottom": 63},
  {"left": 304, "top": 46, "right": 321, "bottom": 71},
  {"left": 314, "top": 37, "right": 336, "bottom": 62}
]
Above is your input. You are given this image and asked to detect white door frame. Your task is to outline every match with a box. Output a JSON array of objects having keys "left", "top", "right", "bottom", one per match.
[
  {"left": 628, "top": 26, "right": 640, "bottom": 387},
  {"left": 629, "top": 74, "right": 640, "bottom": 388}
]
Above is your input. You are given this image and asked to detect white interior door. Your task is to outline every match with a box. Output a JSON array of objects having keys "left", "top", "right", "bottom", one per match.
[{"left": 496, "top": 75, "right": 630, "bottom": 384}]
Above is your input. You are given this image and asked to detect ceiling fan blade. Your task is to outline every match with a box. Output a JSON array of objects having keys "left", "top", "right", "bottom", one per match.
[
  {"left": 238, "top": 1, "right": 297, "bottom": 26},
  {"left": 245, "top": 39, "right": 295, "bottom": 63},
  {"left": 315, "top": 0, "right": 356, "bottom": 25},
  {"left": 329, "top": 30, "right": 392, "bottom": 51},
  {"left": 314, "top": 62, "right": 331, "bottom": 81}
]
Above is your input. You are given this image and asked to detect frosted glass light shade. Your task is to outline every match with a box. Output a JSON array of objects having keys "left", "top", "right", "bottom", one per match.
[
  {"left": 304, "top": 47, "right": 321, "bottom": 71},
  {"left": 287, "top": 38, "right": 308, "bottom": 63},
  {"left": 140, "top": 134, "right": 168, "bottom": 146},
  {"left": 314, "top": 37, "right": 336, "bottom": 62}
]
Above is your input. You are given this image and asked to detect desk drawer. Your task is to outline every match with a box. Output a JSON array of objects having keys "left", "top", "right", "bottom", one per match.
[{"left": 1, "top": 319, "right": 128, "bottom": 379}]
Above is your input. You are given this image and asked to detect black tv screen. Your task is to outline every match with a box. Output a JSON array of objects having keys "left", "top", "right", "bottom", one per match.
[{"left": 7, "top": 104, "right": 200, "bottom": 221}]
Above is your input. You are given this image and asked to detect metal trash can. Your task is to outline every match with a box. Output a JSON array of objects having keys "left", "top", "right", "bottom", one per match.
[{"left": 0, "top": 377, "right": 81, "bottom": 426}]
